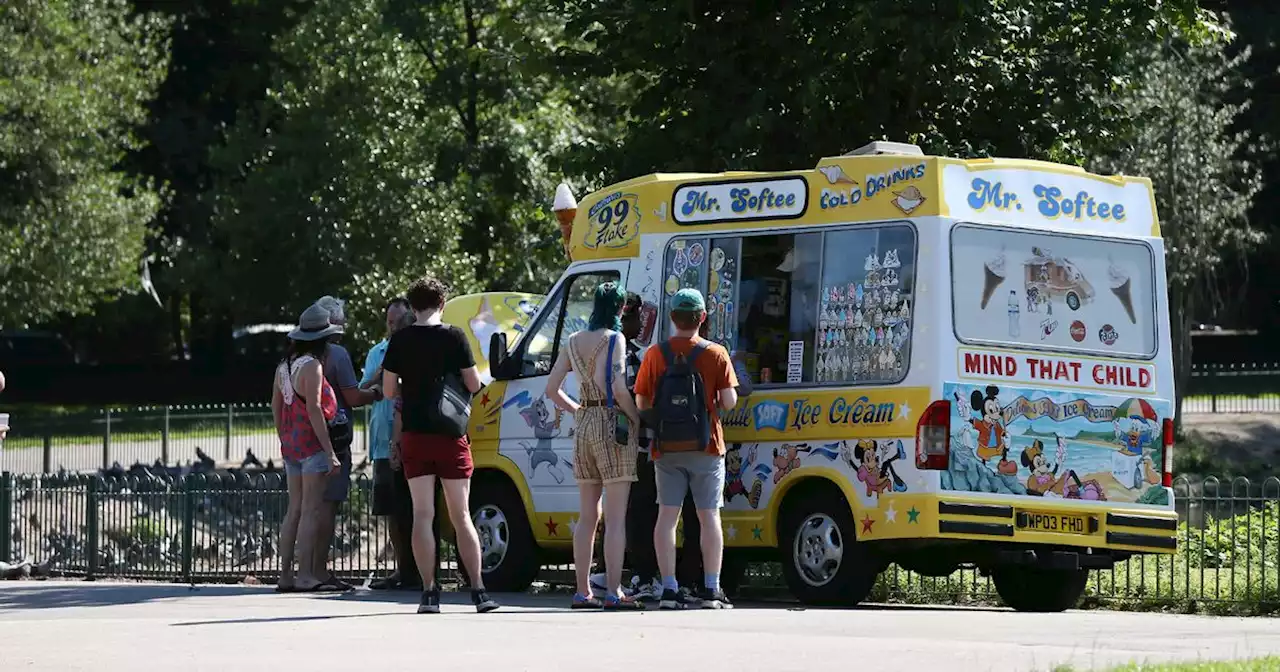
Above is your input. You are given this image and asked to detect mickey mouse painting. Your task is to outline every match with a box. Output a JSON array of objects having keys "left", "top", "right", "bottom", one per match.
[{"left": 966, "top": 385, "right": 1008, "bottom": 463}]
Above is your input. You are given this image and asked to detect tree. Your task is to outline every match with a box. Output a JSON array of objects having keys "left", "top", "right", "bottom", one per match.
[
  {"left": 0, "top": 0, "right": 170, "bottom": 327},
  {"left": 209, "top": 0, "right": 481, "bottom": 353},
  {"left": 383, "top": 0, "right": 587, "bottom": 292},
  {"left": 554, "top": 0, "right": 1213, "bottom": 180},
  {"left": 1093, "top": 29, "right": 1266, "bottom": 429}
]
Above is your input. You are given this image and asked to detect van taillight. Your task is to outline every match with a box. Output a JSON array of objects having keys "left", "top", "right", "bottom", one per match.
[
  {"left": 916, "top": 400, "right": 951, "bottom": 470},
  {"left": 1162, "top": 417, "right": 1174, "bottom": 488}
]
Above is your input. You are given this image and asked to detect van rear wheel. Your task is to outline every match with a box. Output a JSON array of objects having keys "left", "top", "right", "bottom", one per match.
[
  {"left": 779, "top": 488, "right": 879, "bottom": 606},
  {"left": 992, "top": 566, "right": 1088, "bottom": 612}
]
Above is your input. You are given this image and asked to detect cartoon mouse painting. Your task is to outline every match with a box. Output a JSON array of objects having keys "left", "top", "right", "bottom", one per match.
[
  {"left": 962, "top": 385, "right": 1008, "bottom": 463},
  {"left": 518, "top": 396, "right": 569, "bottom": 483},
  {"left": 844, "top": 439, "right": 907, "bottom": 500}
]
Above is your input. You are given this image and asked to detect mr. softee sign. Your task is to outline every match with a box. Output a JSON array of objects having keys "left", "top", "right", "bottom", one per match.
[
  {"left": 673, "top": 177, "right": 809, "bottom": 225},
  {"left": 941, "top": 164, "right": 1157, "bottom": 237},
  {"left": 721, "top": 387, "right": 931, "bottom": 441},
  {"left": 957, "top": 347, "right": 1156, "bottom": 395}
]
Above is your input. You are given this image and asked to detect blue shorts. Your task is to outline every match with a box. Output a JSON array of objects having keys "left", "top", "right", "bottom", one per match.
[
  {"left": 284, "top": 451, "right": 331, "bottom": 477},
  {"left": 323, "top": 450, "right": 353, "bottom": 502}
]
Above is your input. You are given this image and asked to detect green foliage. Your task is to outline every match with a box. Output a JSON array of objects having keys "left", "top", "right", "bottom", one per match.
[
  {"left": 0, "top": 0, "right": 171, "bottom": 327},
  {"left": 555, "top": 0, "right": 1210, "bottom": 179},
  {"left": 1183, "top": 501, "right": 1279, "bottom": 570},
  {"left": 1092, "top": 26, "right": 1268, "bottom": 424},
  {"left": 211, "top": 0, "right": 479, "bottom": 350}
]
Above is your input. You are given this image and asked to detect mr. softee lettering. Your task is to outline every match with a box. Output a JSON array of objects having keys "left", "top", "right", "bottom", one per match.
[
  {"left": 673, "top": 178, "right": 807, "bottom": 224},
  {"left": 723, "top": 395, "right": 898, "bottom": 432},
  {"left": 819, "top": 162, "right": 927, "bottom": 210},
  {"left": 960, "top": 348, "right": 1154, "bottom": 393},
  {"left": 967, "top": 178, "right": 1126, "bottom": 223}
]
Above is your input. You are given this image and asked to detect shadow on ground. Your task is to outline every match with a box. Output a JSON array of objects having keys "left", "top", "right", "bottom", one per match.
[{"left": 0, "top": 579, "right": 1013, "bottom": 617}]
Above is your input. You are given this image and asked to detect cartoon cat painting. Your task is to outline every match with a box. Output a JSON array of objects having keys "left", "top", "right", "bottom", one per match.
[{"left": 517, "top": 396, "right": 569, "bottom": 483}]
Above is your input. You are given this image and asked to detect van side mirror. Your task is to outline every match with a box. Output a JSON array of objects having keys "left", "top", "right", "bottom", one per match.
[{"left": 488, "top": 332, "right": 510, "bottom": 380}]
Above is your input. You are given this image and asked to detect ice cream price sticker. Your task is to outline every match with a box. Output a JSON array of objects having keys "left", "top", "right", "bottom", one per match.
[{"left": 958, "top": 347, "right": 1155, "bottom": 394}]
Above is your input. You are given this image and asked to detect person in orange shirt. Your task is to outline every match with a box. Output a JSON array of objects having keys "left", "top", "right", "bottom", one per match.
[{"left": 634, "top": 288, "right": 738, "bottom": 610}]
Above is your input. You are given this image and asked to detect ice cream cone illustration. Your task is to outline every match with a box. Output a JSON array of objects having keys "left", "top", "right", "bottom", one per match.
[
  {"left": 1108, "top": 257, "right": 1136, "bottom": 324},
  {"left": 981, "top": 248, "right": 1008, "bottom": 309},
  {"left": 818, "top": 164, "right": 858, "bottom": 185},
  {"left": 553, "top": 183, "right": 577, "bottom": 257},
  {"left": 892, "top": 186, "right": 926, "bottom": 214}
]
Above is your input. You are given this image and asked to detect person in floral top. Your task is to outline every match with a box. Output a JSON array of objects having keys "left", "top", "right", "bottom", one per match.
[{"left": 271, "top": 304, "right": 345, "bottom": 592}]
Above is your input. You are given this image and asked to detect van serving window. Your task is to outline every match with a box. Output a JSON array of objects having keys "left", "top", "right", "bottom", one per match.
[
  {"left": 661, "top": 222, "right": 916, "bottom": 387},
  {"left": 519, "top": 270, "right": 621, "bottom": 377},
  {"left": 950, "top": 223, "right": 1157, "bottom": 359}
]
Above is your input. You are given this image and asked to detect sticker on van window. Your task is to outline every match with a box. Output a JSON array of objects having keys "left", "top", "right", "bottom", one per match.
[{"left": 1099, "top": 324, "right": 1119, "bottom": 346}]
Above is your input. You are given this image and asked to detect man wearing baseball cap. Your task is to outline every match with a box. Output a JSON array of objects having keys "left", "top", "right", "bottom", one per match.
[{"left": 634, "top": 288, "right": 738, "bottom": 610}]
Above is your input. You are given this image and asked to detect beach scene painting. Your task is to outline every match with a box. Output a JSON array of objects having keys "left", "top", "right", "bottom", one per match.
[{"left": 941, "top": 382, "right": 1170, "bottom": 507}]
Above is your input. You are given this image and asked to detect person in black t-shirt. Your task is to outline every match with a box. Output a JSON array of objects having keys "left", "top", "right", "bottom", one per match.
[{"left": 382, "top": 275, "right": 499, "bottom": 615}]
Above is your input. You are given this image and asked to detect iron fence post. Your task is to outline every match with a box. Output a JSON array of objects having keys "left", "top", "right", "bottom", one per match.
[
  {"left": 102, "top": 409, "right": 112, "bottom": 470},
  {"left": 85, "top": 478, "right": 99, "bottom": 581},
  {"left": 42, "top": 432, "right": 52, "bottom": 474},
  {"left": 161, "top": 406, "right": 170, "bottom": 466},
  {"left": 225, "top": 405, "right": 233, "bottom": 461},
  {"left": 181, "top": 478, "right": 195, "bottom": 582},
  {"left": 0, "top": 472, "right": 11, "bottom": 561}
]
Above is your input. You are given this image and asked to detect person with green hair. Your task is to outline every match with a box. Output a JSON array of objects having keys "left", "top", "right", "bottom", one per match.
[{"left": 545, "top": 281, "right": 643, "bottom": 610}]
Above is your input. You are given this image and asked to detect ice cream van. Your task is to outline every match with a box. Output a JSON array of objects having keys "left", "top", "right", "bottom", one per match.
[{"left": 459, "top": 140, "right": 1177, "bottom": 612}]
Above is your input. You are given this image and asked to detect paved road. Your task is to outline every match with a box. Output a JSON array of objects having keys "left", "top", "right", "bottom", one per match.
[{"left": 0, "top": 582, "right": 1276, "bottom": 671}]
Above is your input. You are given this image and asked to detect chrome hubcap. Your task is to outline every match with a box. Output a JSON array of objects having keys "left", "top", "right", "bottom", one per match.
[
  {"left": 473, "top": 505, "right": 509, "bottom": 573},
  {"left": 792, "top": 513, "right": 843, "bottom": 587}
]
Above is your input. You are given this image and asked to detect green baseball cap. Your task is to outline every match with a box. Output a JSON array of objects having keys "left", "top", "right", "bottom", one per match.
[{"left": 672, "top": 288, "right": 706, "bottom": 312}]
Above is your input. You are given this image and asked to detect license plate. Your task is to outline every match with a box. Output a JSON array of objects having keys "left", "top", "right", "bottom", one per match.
[{"left": 1018, "top": 511, "right": 1090, "bottom": 535}]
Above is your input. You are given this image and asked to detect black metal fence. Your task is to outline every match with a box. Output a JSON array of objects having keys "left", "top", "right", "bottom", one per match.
[
  {"left": 0, "top": 404, "right": 371, "bottom": 475},
  {"left": 1, "top": 471, "right": 1276, "bottom": 614}
]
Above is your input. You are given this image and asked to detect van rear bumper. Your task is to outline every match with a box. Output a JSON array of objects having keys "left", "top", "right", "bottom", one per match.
[{"left": 933, "top": 498, "right": 1177, "bottom": 554}]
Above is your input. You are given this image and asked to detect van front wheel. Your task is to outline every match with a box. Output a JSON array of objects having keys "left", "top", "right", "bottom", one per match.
[
  {"left": 992, "top": 566, "right": 1088, "bottom": 612},
  {"left": 779, "top": 489, "right": 879, "bottom": 606},
  {"left": 468, "top": 477, "right": 540, "bottom": 592}
]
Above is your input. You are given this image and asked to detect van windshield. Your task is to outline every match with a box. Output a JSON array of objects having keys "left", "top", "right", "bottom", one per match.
[{"left": 950, "top": 223, "right": 1157, "bottom": 359}]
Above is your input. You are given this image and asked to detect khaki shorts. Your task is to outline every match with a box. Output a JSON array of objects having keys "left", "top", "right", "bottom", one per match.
[{"left": 572, "top": 407, "right": 638, "bottom": 485}]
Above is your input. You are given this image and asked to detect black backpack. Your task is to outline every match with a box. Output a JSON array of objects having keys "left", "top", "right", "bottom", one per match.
[{"left": 653, "top": 341, "right": 711, "bottom": 452}]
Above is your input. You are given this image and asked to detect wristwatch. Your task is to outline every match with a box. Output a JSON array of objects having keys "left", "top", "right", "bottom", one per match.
[{"left": 372, "top": 385, "right": 384, "bottom": 402}]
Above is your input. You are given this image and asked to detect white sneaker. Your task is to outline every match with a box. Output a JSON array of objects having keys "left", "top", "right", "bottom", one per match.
[
  {"left": 589, "top": 573, "right": 610, "bottom": 598},
  {"left": 632, "top": 579, "right": 663, "bottom": 602}
]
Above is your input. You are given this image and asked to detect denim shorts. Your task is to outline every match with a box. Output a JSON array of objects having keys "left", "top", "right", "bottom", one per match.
[
  {"left": 654, "top": 452, "right": 725, "bottom": 510},
  {"left": 284, "top": 451, "right": 331, "bottom": 477}
]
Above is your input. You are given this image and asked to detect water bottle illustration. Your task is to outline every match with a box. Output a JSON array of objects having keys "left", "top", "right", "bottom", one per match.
[{"left": 1008, "top": 290, "right": 1021, "bottom": 338}]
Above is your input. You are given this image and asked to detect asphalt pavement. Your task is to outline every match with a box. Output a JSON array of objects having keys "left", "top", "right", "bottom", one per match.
[{"left": 0, "top": 582, "right": 1276, "bottom": 671}]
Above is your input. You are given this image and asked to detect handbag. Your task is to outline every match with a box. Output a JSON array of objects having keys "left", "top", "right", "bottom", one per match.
[
  {"left": 605, "top": 333, "right": 630, "bottom": 446},
  {"left": 424, "top": 325, "right": 473, "bottom": 438},
  {"left": 431, "top": 371, "right": 472, "bottom": 438}
]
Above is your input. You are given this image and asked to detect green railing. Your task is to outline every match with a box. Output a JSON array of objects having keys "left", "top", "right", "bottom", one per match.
[{"left": 0, "top": 471, "right": 1276, "bottom": 615}]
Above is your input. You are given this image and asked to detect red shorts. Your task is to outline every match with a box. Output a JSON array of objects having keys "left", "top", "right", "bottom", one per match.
[{"left": 401, "top": 432, "right": 474, "bottom": 480}]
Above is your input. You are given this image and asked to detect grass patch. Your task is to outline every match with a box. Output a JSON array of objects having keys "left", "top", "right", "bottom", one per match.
[{"left": 1051, "top": 656, "right": 1280, "bottom": 671}]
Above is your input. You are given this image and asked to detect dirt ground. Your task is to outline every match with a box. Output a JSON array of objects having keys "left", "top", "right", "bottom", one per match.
[{"left": 1181, "top": 412, "right": 1280, "bottom": 478}]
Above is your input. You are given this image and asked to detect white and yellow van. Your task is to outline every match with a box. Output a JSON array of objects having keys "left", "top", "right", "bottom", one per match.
[{"left": 463, "top": 141, "right": 1177, "bottom": 612}]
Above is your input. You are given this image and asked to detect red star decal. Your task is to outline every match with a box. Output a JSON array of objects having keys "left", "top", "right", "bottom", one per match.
[
  {"left": 480, "top": 392, "right": 491, "bottom": 406},
  {"left": 861, "top": 514, "right": 875, "bottom": 534},
  {"left": 544, "top": 517, "right": 559, "bottom": 536}
]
